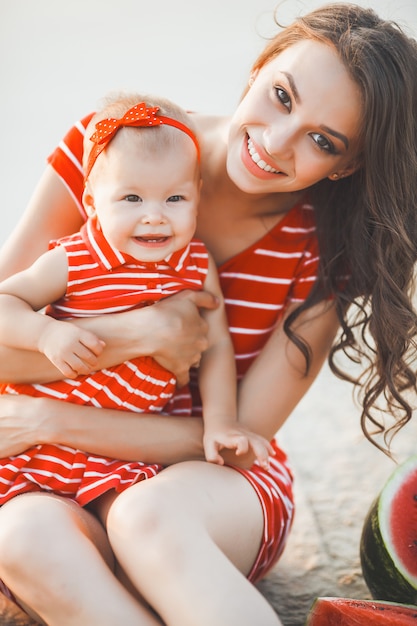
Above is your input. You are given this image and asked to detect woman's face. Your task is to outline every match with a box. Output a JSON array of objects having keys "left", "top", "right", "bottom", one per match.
[{"left": 227, "top": 39, "right": 363, "bottom": 194}]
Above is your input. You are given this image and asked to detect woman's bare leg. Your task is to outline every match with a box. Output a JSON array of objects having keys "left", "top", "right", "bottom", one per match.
[
  {"left": 0, "top": 493, "right": 163, "bottom": 626},
  {"left": 107, "top": 461, "right": 283, "bottom": 626},
  {"left": 0, "top": 589, "right": 38, "bottom": 626}
]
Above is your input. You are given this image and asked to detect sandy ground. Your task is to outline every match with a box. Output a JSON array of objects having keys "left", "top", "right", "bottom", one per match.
[{"left": 256, "top": 359, "right": 417, "bottom": 626}]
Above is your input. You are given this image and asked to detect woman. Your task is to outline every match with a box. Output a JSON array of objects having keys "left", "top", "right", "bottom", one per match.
[{"left": 0, "top": 3, "right": 415, "bottom": 625}]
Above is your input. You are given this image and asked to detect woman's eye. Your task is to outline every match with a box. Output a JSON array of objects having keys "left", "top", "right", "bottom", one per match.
[
  {"left": 310, "top": 133, "right": 336, "bottom": 154},
  {"left": 125, "top": 195, "right": 141, "bottom": 202},
  {"left": 275, "top": 87, "right": 291, "bottom": 111},
  {"left": 167, "top": 195, "right": 183, "bottom": 203}
]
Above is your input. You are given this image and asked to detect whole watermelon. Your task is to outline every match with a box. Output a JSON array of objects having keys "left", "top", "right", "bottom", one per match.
[{"left": 360, "top": 456, "right": 417, "bottom": 604}]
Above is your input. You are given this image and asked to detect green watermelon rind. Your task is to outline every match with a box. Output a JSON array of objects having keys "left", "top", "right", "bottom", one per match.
[
  {"left": 378, "top": 457, "right": 417, "bottom": 589},
  {"left": 305, "top": 597, "right": 417, "bottom": 624},
  {"left": 360, "top": 456, "right": 417, "bottom": 604}
]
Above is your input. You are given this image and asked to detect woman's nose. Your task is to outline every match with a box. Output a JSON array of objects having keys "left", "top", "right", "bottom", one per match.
[{"left": 264, "top": 122, "right": 296, "bottom": 160}]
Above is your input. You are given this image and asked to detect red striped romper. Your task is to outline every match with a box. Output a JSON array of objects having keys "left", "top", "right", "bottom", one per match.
[
  {"left": 0, "top": 219, "right": 209, "bottom": 506},
  {"left": 4, "top": 114, "right": 320, "bottom": 584}
]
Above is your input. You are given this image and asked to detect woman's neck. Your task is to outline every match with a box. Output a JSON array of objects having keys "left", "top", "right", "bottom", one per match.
[{"left": 192, "top": 114, "right": 305, "bottom": 265}]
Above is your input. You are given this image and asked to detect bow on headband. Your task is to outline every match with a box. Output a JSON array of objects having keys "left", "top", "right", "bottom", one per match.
[{"left": 85, "top": 102, "right": 200, "bottom": 180}]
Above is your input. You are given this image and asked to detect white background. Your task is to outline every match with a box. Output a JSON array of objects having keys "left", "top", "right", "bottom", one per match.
[{"left": 1, "top": 0, "right": 416, "bottom": 247}]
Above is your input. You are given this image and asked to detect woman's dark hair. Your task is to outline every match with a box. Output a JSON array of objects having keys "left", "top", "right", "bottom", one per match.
[{"left": 251, "top": 3, "right": 417, "bottom": 454}]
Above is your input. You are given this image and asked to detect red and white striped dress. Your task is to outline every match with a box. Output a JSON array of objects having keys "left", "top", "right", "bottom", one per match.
[
  {"left": 0, "top": 217, "right": 208, "bottom": 506},
  {"left": 4, "top": 114, "right": 320, "bottom": 582}
]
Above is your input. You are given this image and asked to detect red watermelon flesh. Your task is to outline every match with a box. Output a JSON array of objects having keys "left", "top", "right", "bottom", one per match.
[
  {"left": 388, "top": 470, "right": 417, "bottom": 580},
  {"left": 305, "top": 597, "right": 417, "bottom": 625},
  {"left": 360, "top": 456, "right": 417, "bottom": 603}
]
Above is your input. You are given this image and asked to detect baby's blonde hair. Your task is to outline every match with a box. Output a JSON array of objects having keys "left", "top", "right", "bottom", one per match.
[{"left": 83, "top": 92, "right": 198, "bottom": 175}]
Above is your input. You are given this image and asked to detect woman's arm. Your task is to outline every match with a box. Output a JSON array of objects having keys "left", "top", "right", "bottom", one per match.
[
  {"left": 221, "top": 300, "right": 340, "bottom": 467},
  {"left": 0, "top": 166, "right": 85, "bottom": 281},
  {"left": 0, "top": 393, "right": 205, "bottom": 464},
  {"left": 0, "top": 301, "right": 338, "bottom": 466}
]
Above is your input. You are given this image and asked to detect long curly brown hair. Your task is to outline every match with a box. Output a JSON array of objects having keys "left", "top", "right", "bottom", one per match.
[{"left": 251, "top": 3, "right": 417, "bottom": 454}]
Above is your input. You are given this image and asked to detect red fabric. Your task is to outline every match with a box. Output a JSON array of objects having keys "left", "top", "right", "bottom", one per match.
[
  {"left": 33, "top": 118, "right": 320, "bottom": 580},
  {"left": 1, "top": 222, "right": 209, "bottom": 506},
  {"left": 47, "top": 113, "right": 94, "bottom": 219},
  {"left": 220, "top": 201, "right": 318, "bottom": 379}
]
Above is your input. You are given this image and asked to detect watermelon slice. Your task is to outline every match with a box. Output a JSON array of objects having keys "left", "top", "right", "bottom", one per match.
[
  {"left": 305, "top": 597, "right": 417, "bottom": 625},
  {"left": 360, "top": 456, "right": 417, "bottom": 604}
]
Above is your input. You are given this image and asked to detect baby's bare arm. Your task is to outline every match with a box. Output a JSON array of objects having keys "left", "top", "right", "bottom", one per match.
[{"left": 0, "top": 246, "right": 104, "bottom": 377}]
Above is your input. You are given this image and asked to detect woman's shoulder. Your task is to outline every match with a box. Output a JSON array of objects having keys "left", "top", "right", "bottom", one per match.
[
  {"left": 46, "top": 112, "right": 95, "bottom": 217},
  {"left": 48, "top": 112, "right": 95, "bottom": 166}
]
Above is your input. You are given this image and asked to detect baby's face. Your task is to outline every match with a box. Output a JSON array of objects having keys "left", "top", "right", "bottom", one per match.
[{"left": 84, "top": 133, "right": 201, "bottom": 263}]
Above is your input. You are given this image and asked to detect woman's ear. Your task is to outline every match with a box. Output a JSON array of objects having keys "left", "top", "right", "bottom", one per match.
[
  {"left": 328, "top": 156, "right": 363, "bottom": 181},
  {"left": 82, "top": 183, "right": 96, "bottom": 218}
]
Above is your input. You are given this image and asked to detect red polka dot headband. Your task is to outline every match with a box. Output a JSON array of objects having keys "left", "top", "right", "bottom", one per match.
[{"left": 85, "top": 102, "right": 200, "bottom": 180}]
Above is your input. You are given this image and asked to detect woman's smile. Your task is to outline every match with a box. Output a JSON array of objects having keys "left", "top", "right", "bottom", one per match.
[
  {"left": 241, "top": 134, "right": 287, "bottom": 181},
  {"left": 228, "top": 39, "right": 363, "bottom": 193},
  {"left": 247, "top": 137, "right": 281, "bottom": 174}
]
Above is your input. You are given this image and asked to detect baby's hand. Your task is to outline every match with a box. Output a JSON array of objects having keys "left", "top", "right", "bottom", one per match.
[
  {"left": 38, "top": 322, "right": 105, "bottom": 378},
  {"left": 203, "top": 422, "right": 275, "bottom": 469}
]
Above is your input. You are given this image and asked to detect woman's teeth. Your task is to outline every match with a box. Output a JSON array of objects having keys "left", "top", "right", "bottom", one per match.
[{"left": 247, "top": 137, "right": 280, "bottom": 174}]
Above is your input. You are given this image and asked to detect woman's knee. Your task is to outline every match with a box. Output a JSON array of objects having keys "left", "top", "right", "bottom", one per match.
[
  {"left": 107, "top": 479, "right": 190, "bottom": 563},
  {"left": 0, "top": 493, "right": 112, "bottom": 579},
  {"left": 0, "top": 494, "right": 59, "bottom": 574}
]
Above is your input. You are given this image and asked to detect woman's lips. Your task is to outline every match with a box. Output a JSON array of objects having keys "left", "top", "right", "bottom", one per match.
[
  {"left": 247, "top": 137, "right": 280, "bottom": 173},
  {"left": 241, "top": 134, "right": 287, "bottom": 180}
]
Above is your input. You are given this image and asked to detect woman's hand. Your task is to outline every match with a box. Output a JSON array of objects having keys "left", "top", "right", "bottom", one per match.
[
  {"left": 0, "top": 394, "right": 49, "bottom": 456},
  {"left": 144, "top": 290, "right": 218, "bottom": 386}
]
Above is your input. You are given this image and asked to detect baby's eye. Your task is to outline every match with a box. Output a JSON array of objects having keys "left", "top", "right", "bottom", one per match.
[
  {"left": 167, "top": 195, "right": 183, "bottom": 203},
  {"left": 125, "top": 194, "right": 141, "bottom": 202},
  {"left": 310, "top": 133, "right": 336, "bottom": 154},
  {"left": 275, "top": 87, "right": 291, "bottom": 111}
]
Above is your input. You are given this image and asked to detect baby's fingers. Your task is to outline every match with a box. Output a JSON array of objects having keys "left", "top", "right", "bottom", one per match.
[
  {"left": 249, "top": 437, "right": 275, "bottom": 470},
  {"left": 204, "top": 439, "right": 225, "bottom": 465},
  {"left": 51, "top": 357, "right": 80, "bottom": 379},
  {"left": 233, "top": 435, "right": 251, "bottom": 456},
  {"left": 79, "top": 332, "right": 106, "bottom": 359},
  {"left": 52, "top": 341, "right": 104, "bottom": 378}
]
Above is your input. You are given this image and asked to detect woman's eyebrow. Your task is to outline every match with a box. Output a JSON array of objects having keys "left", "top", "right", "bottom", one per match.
[
  {"left": 320, "top": 125, "right": 349, "bottom": 149},
  {"left": 282, "top": 70, "right": 349, "bottom": 150},
  {"left": 282, "top": 71, "right": 300, "bottom": 103}
]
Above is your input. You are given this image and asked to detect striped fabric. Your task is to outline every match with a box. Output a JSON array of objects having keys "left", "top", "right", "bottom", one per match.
[
  {"left": 220, "top": 204, "right": 318, "bottom": 379},
  {"left": 47, "top": 115, "right": 319, "bottom": 380},
  {"left": 6, "top": 217, "right": 209, "bottom": 412},
  {"left": 1, "top": 219, "right": 208, "bottom": 505},
  {"left": 42, "top": 115, "right": 320, "bottom": 580}
]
